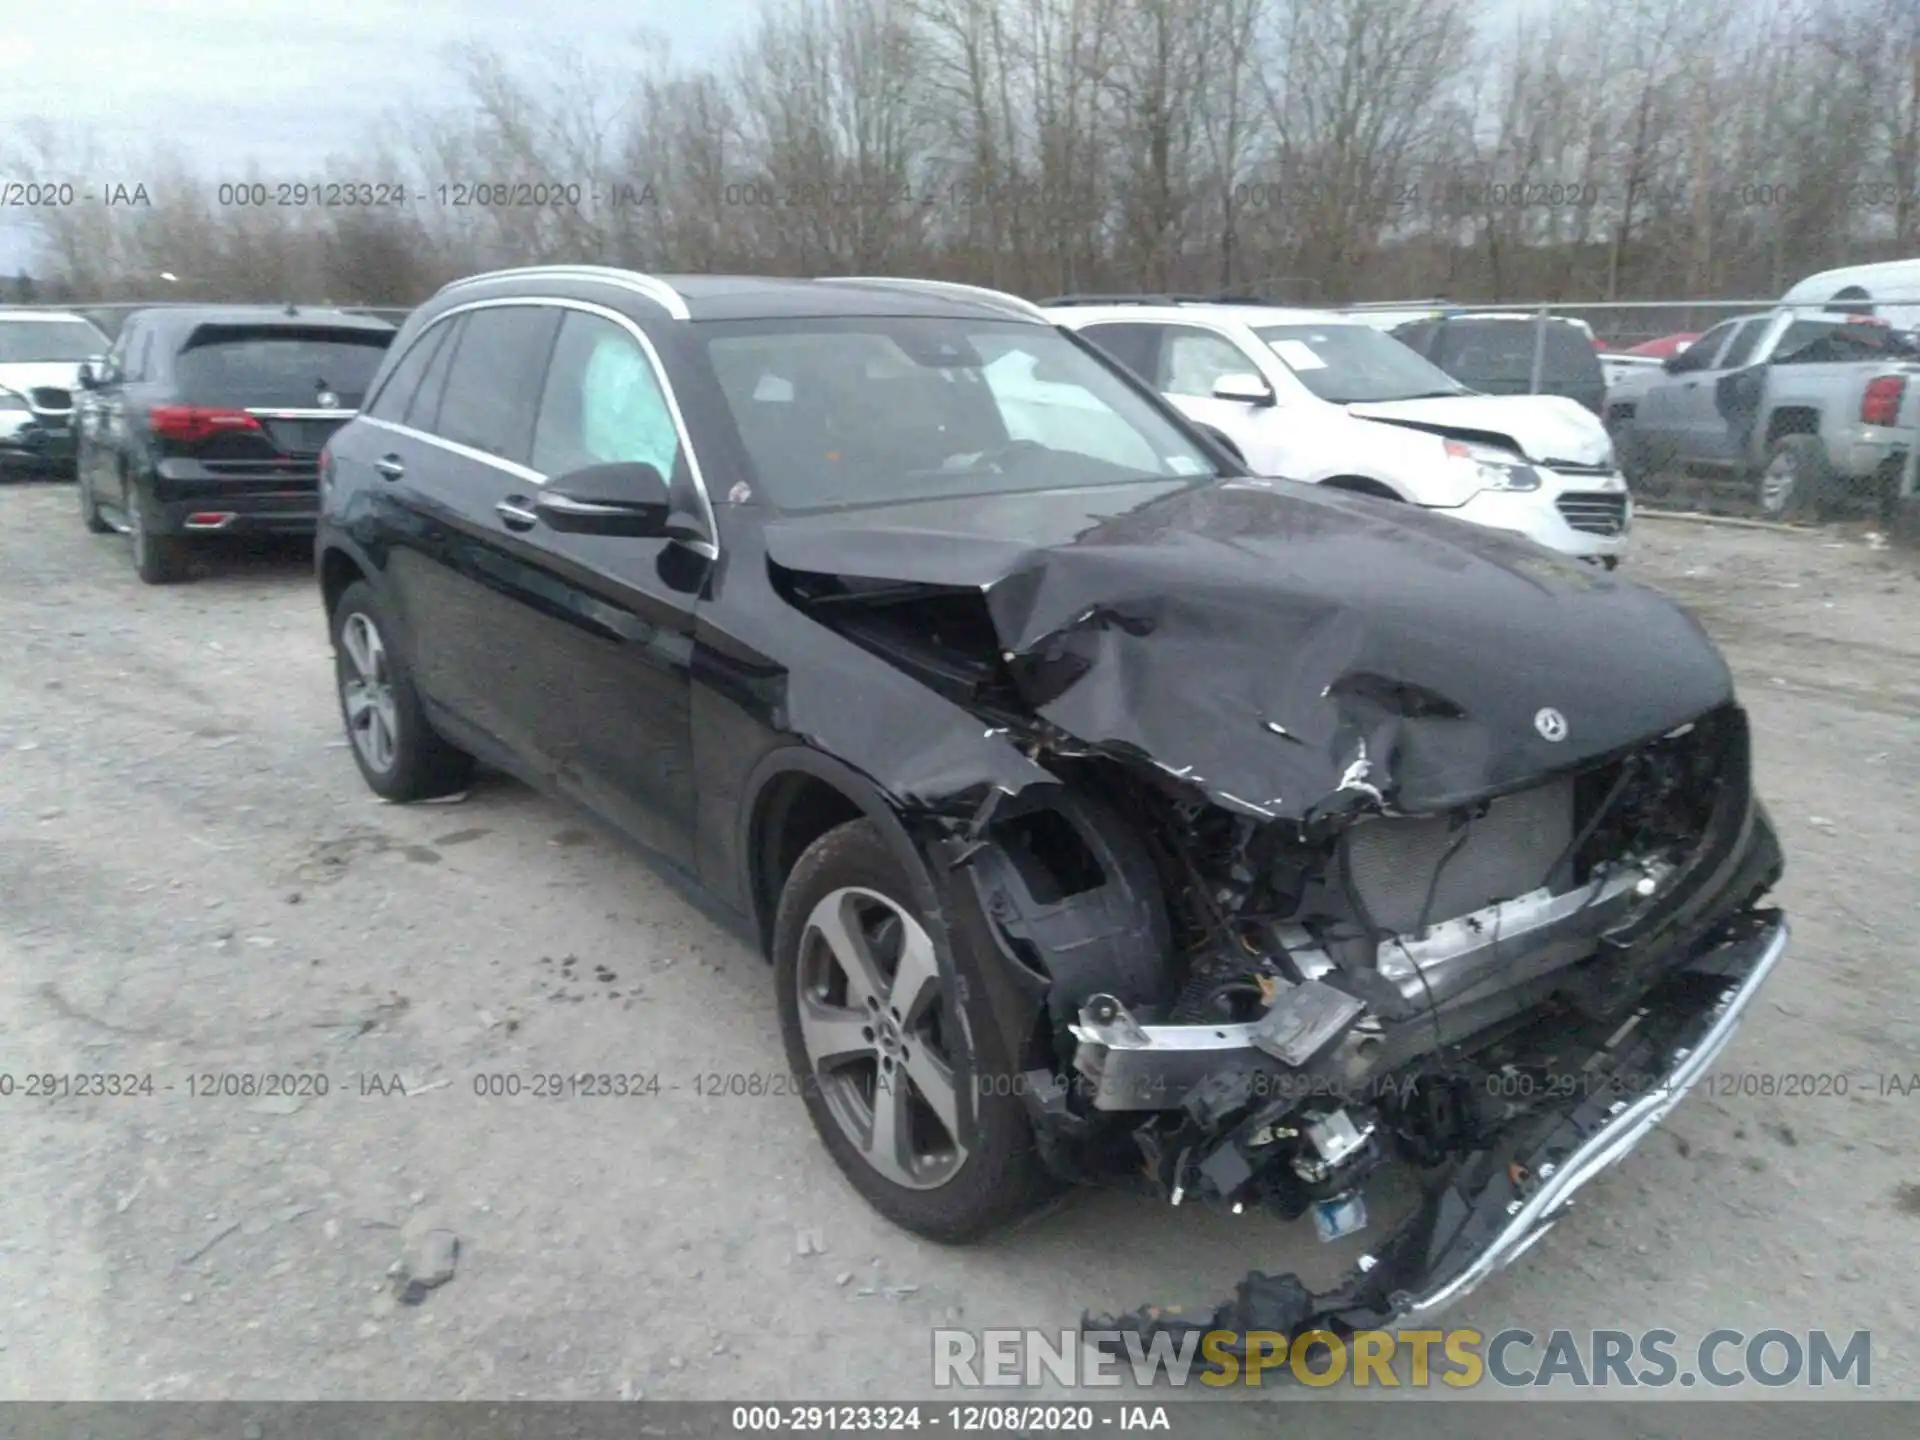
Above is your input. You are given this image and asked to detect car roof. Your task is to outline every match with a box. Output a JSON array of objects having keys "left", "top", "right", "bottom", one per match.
[
  {"left": 1042, "top": 301, "right": 1353, "bottom": 327},
  {"left": 0, "top": 309, "right": 103, "bottom": 325},
  {"left": 424, "top": 267, "right": 1050, "bottom": 325}
]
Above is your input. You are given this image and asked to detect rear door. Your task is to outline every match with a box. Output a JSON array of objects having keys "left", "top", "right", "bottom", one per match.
[{"left": 373, "top": 303, "right": 563, "bottom": 767}]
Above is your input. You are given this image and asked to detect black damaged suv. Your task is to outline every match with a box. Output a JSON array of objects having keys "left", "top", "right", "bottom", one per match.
[{"left": 316, "top": 267, "right": 1786, "bottom": 1348}]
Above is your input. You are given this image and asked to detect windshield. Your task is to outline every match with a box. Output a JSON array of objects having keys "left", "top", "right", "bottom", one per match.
[
  {"left": 701, "top": 317, "right": 1223, "bottom": 510},
  {"left": 0, "top": 318, "right": 110, "bottom": 364},
  {"left": 1252, "top": 323, "right": 1469, "bottom": 404},
  {"left": 174, "top": 328, "right": 393, "bottom": 407}
]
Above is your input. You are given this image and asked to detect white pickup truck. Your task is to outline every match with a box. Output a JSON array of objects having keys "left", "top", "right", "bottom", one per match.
[{"left": 1607, "top": 309, "right": 1920, "bottom": 518}]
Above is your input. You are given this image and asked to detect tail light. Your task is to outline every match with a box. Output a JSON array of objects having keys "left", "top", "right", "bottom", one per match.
[
  {"left": 1861, "top": 376, "right": 1906, "bottom": 427},
  {"left": 147, "top": 404, "right": 262, "bottom": 443}
]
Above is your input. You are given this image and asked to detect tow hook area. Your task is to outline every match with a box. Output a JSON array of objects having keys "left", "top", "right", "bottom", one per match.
[{"left": 1082, "top": 914, "right": 1787, "bottom": 1359}]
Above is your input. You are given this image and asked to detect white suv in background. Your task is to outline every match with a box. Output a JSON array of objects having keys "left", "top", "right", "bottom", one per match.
[{"left": 1043, "top": 297, "right": 1630, "bottom": 565}]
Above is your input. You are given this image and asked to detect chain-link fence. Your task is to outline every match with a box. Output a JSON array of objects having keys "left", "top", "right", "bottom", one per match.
[{"left": 1340, "top": 297, "right": 1920, "bottom": 526}]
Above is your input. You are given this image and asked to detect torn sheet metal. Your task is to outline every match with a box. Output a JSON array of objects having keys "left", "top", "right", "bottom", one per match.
[{"left": 762, "top": 479, "right": 1734, "bottom": 822}]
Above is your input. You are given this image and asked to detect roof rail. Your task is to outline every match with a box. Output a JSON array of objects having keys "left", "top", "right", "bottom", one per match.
[
  {"left": 1041, "top": 292, "right": 1293, "bottom": 308},
  {"left": 816, "top": 276, "right": 1050, "bottom": 323},
  {"left": 435, "top": 265, "right": 690, "bottom": 320},
  {"left": 1340, "top": 297, "right": 1452, "bottom": 310}
]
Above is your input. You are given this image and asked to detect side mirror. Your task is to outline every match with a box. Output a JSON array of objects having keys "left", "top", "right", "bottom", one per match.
[
  {"left": 77, "top": 357, "right": 103, "bottom": 390},
  {"left": 535, "top": 461, "right": 674, "bottom": 538},
  {"left": 1660, "top": 354, "right": 1685, "bottom": 373},
  {"left": 1212, "top": 372, "right": 1275, "bottom": 406}
]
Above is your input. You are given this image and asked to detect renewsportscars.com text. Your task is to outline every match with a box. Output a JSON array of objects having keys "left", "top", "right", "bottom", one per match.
[{"left": 932, "top": 1326, "right": 1872, "bottom": 1390}]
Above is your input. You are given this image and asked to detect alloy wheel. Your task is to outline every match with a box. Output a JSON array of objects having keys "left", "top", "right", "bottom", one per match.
[
  {"left": 339, "top": 611, "right": 400, "bottom": 774},
  {"left": 794, "top": 886, "right": 968, "bottom": 1190}
]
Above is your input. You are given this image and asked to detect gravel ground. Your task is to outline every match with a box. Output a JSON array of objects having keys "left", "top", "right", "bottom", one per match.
[{"left": 0, "top": 483, "right": 1915, "bottom": 1402}]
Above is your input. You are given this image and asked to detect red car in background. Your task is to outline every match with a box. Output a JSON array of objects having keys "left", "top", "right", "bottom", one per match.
[{"left": 1623, "top": 332, "right": 1701, "bottom": 358}]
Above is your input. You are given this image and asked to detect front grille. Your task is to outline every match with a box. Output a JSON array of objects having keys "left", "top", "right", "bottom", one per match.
[
  {"left": 28, "top": 387, "right": 71, "bottom": 413},
  {"left": 1557, "top": 491, "right": 1628, "bottom": 535},
  {"left": 1341, "top": 777, "right": 1575, "bottom": 933}
]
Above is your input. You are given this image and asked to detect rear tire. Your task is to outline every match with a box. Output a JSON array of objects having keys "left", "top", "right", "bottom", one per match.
[
  {"left": 1757, "top": 434, "right": 1831, "bottom": 522},
  {"left": 329, "top": 579, "right": 475, "bottom": 801},
  {"left": 773, "top": 818, "right": 1059, "bottom": 1242},
  {"left": 127, "top": 479, "right": 190, "bottom": 584}
]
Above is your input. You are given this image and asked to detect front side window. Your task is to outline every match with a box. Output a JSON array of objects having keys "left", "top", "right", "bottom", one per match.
[
  {"left": 531, "top": 312, "right": 681, "bottom": 480},
  {"left": 1716, "top": 320, "right": 1764, "bottom": 371},
  {"left": 1667, "top": 321, "right": 1735, "bottom": 374},
  {"left": 701, "top": 317, "right": 1220, "bottom": 511},
  {"left": 1256, "top": 322, "right": 1469, "bottom": 403},
  {"left": 1160, "top": 327, "right": 1256, "bottom": 397}
]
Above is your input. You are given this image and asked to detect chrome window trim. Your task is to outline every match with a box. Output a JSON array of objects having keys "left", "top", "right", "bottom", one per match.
[
  {"left": 435, "top": 266, "right": 690, "bottom": 321},
  {"left": 358, "top": 294, "right": 719, "bottom": 559},
  {"left": 817, "top": 276, "right": 1049, "bottom": 325},
  {"left": 360, "top": 414, "right": 547, "bottom": 486},
  {"left": 245, "top": 407, "right": 361, "bottom": 419}
]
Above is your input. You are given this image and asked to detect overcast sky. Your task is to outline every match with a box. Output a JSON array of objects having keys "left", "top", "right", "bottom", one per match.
[{"left": 0, "top": 0, "right": 754, "bottom": 274}]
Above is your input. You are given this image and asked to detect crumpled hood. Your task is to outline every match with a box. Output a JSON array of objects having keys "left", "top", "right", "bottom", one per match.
[
  {"left": 0, "top": 362, "right": 84, "bottom": 403},
  {"left": 1346, "top": 394, "right": 1612, "bottom": 468},
  {"left": 763, "top": 478, "right": 1732, "bottom": 821}
]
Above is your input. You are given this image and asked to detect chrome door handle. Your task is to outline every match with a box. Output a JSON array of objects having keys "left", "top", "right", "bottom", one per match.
[
  {"left": 374, "top": 455, "right": 405, "bottom": 480},
  {"left": 495, "top": 497, "right": 539, "bottom": 530}
]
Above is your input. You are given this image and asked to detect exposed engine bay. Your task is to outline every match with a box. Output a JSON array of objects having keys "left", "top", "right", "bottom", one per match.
[{"left": 762, "top": 480, "right": 1787, "bottom": 1346}]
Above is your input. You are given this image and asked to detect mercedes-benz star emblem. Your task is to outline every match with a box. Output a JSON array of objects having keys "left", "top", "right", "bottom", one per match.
[
  {"left": 1534, "top": 707, "right": 1569, "bottom": 742},
  {"left": 316, "top": 390, "right": 340, "bottom": 409}
]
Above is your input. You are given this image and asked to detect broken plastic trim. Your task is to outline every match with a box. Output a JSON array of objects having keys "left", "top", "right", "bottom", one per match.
[{"left": 1082, "top": 913, "right": 1788, "bottom": 1358}]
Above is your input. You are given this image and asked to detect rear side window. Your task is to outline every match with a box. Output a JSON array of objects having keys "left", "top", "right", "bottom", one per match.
[
  {"left": 433, "top": 306, "right": 561, "bottom": 464},
  {"left": 406, "top": 316, "right": 463, "bottom": 431},
  {"left": 172, "top": 326, "right": 394, "bottom": 408},
  {"left": 367, "top": 322, "right": 453, "bottom": 423},
  {"left": 1076, "top": 323, "right": 1163, "bottom": 382}
]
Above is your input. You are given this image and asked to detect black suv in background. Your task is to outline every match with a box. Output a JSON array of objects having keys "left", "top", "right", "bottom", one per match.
[
  {"left": 1390, "top": 312, "right": 1608, "bottom": 415},
  {"left": 74, "top": 305, "right": 395, "bottom": 583}
]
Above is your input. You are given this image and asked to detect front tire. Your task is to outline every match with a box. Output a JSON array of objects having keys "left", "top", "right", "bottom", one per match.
[
  {"left": 330, "top": 579, "right": 474, "bottom": 801},
  {"left": 773, "top": 818, "right": 1057, "bottom": 1242},
  {"left": 76, "top": 452, "right": 112, "bottom": 534}
]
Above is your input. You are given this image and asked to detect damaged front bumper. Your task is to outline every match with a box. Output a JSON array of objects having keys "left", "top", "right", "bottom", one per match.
[{"left": 1084, "top": 910, "right": 1788, "bottom": 1354}]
